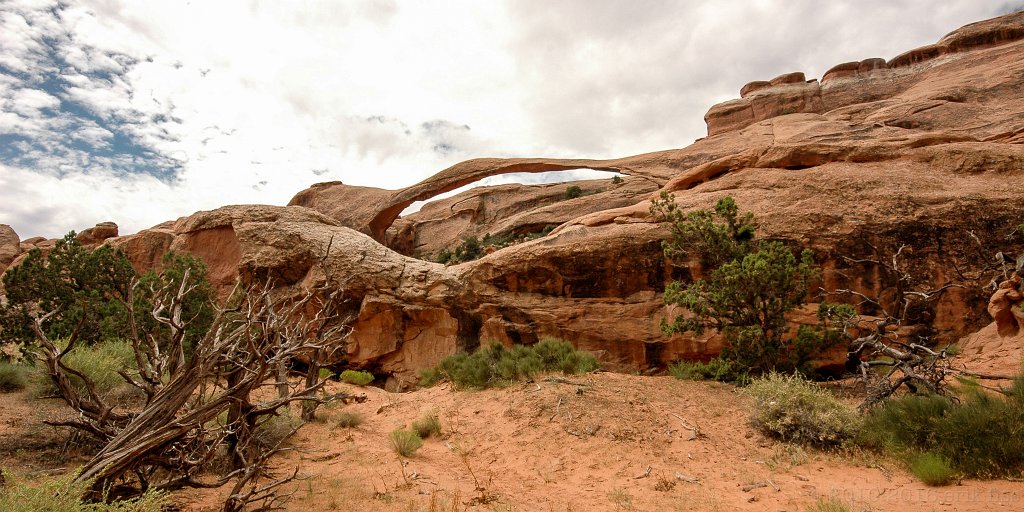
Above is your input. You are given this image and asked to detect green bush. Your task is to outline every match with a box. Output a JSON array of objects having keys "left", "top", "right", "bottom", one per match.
[
  {"left": 336, "top": 411, "right": 364, "bottom": 429},
  {"left": 34, "top": 339, "right": 137, "bottom": 397},
  {"left": 389, "top": 429, "right": 423, "bottom": 457},
  {"left": 668, "top": 356, "right": 748, "bottom": 384},
  {"left": 651, "top": 194, "right": 848, "bottom": 374},
  {"left": 747, "top": 372, "right": 860, "bottom": 447},
  {"left": 0, "top": 472, "right": 167, "bottom": 512},
  {"left": 424, "top": 339, "right": 598, "bottom": 389},
  {"left": 412, "top": 413, "right": 442, "bottom": 439},
  {"left": 1, "top": 233, "right": 135, "bottom": 346},
  {"left": 565, "top": 185, "right": 584, "bottom": 199},
  {"left": 858, "top": 394, "right": 952, "bottom": 451},
  {"left": 858, "top": 379, "right": 1024, "bottom": 478},
  {"left": 339, "top": 370, "right": 374, "bottom": 386},
  {"left": 910, "top": 452, "right": 954, "bottom": 486},
  {"left": 0, "top": 361, "right": 31, "bottom": 392}
]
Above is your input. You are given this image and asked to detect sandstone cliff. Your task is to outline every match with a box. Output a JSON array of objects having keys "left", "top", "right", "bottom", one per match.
[{"left": 5, "top": 12, "right": 1024, "bottom": 387}]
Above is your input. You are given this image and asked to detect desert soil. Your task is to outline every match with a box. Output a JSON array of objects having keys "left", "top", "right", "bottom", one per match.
[{"left": 3, "top": 373, "right": 1024, "bottom": 511}]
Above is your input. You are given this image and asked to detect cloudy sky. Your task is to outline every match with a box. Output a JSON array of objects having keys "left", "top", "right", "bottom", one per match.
[{"left": 0, "top": 0, "right": 1019, "bottom": 239}]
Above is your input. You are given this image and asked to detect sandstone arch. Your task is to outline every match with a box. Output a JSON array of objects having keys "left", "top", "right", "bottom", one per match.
[{"left": 290, "top": 157, "right": 641, "bottom": 242}]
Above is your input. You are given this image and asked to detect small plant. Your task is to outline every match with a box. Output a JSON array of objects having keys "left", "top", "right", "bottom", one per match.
[
  {"left": 565, "top": 185, "right": 584, "bottom": 199},
  {"left": 668, "top": 357, "right": 748, "bottom": 384},
  {"left": 336, "top": 411, "right": 364, "bottom": 429},
  {"left": 611, "top": 175, "right": 624, "bottom": 184},
  {"left": 339, "top": 369, "right": 374, "bottom": 386},
  {"left": 805, "top": 497, "right": 852, "bottom": 512},
  {"left": 910, "top": 452, "right": 954, "bottom": 486},
  {"left": 34, "top": 339, "right": 137, "bottom": 397},
  {"left": 0, "top": 471, "right": 167, "bottom": 512},
  {"left": 389, "top": 429, "right": 423, "bottom": 457},
  {"left": 425, "top": 339, "right": 598, "bottom": 389},
  {"left": 0, "top": 361, "right": 30, "bottom": 392},
  {"left": 747, "top": 372, "right": 860, "bottom": 447},
  {"left": 607, "top": 487, "right": 633, "bottom": 510},
  {"left": 412, "top": 412, "right": 442, "bottom": 439}
]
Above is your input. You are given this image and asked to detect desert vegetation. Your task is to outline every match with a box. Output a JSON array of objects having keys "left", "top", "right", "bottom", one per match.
[
  {"left": 0, "top": 233, "right": 349, "bottom": 511},
  {"left": 419, "top": 338, "right": 598, "bottom": 389},
  {"left": 436, "top": 225, "right": 556, "bottom": 264},
  {"left": 651, "top": 194, "right": 854, "bottom": 377}
]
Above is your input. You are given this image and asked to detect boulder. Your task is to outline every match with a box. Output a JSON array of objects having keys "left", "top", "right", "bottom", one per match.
[
  {"left": 0, "top": 224, "right": 20, "bottom": 277},
  {"left": 76, "top": 222, "right": 118, "bottom": 247}
]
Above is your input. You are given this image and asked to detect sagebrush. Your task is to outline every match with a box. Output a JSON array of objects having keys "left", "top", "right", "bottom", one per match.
[{"left": 747, "top": 372, "right": 860, "bottom": 447}]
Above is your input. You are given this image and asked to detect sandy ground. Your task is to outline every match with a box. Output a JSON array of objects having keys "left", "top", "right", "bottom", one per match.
[{"left": 3, "top": 372, "right": 1024, "bottom": 511}]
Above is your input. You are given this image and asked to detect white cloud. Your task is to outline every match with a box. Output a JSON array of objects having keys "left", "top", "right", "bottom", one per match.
[{"left": 0, "top": 0, "right": 1013, "bottom": 239}]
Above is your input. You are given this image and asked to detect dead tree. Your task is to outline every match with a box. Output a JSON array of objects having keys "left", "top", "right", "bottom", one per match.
[
  {"left": 828, "top": 240, "right": 964, "bottom": 408},
  {"left": 29, "top": 268, "right": 350, "bottom": 510}
]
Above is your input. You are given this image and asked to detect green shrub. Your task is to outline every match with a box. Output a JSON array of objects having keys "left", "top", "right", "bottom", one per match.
[
  {"left": 0, "top": 361, "right": 31, "bottom": 392},
  {"left": 0, "top": 472, "right": 167, "bottom": 512},
  {"left": 858, "top": 380, "right": 1024, "bottom": 478},
  {"left": 418, "top": 367, "right": 443, "bottom": 387},
  {"left": 336, "top": 411, "right": 364, "bottom": 429},
  {"left": 747, "top": 372, "right": 860, "bottom": 447},
  {"left": 412, "top": 413, "right": 442, "bottom": 439},
  {"left": 858, "top": 394, "right": 952, "bottom": 451},
  {"left": 910, "top": 452, "right": 954, "bottom": 486},
  {"left": 427, "top": 339, "right": 598, "bottom": 389},
  {"left": 0, "top": 233, "right": 136, "bottom": 347},
  {"left": 339, "top": 370, "right": 374, "bottom": 386},
  {"left": 389, "top": 429, "right": 423, "bottom": 457},
  {"left": 565, "top": 185, "right": 584, "bottom": 199},
  {"left": 611, "top": 175, "right": 624, "bottom": 184},
  {"left": 34, "top": 339, "right": 137, "bottom": 397},
  {"left": 533, "top": 338, "right": 599, "bottom": 374},
  {"left": 651, "top": 194, "right": 848, "bottom": 374},
  {"left": 668, "top": 357, "right": 748, "bottom": 384}
]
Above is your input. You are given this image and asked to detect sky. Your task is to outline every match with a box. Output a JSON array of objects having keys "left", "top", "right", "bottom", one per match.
[{"left": 0, "top": 0, "right": 1021, "bottom": 239}]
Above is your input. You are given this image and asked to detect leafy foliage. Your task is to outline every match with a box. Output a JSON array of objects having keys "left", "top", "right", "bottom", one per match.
[
  {"left": 652, "top": 194, "right": 851, "bottom": 374},
  {"left": 0, "top": 472, "right": 167, "bottom": 512},
  {"left": 747, "top": 372, "right": 861, "bottom": 447},
  {"left": 389, "top": 429, "right": 424, "bottom": 457},
  {"left": 0, "top": 361, "right": 30, "bottom": 392},
  {"left": 910, "top": 452, "right": 954, "bottom": 486},
  {"left": 1, "top": 233, "right": 135, "bottom": 346},
  {"left": 668, "top": 356, "right": 748, "bottom": 384},
  {"left": 133, "top": 251, "right": 215, "bottom": 353},
  {"left": 436, "top": 226, "right": 557, "bottom": 264},
  {"left": 412, "top": 412, "right": 442, "bottom": 439},
  {"left": 339, "top": 369, "right": 374, "bottom": 386},
  {"left": 565, "top": 185, "right": 584, "bottom": 199},
  {"left": 32, "top": 339, "right": 137, "bottom": 397},
  {"left": 421, "top": 338, "right": 598, "bottom": 389},
  {"left": 650, "top": 192, "right": 755, "bottom": 268},
  {"left": 858, "top": 377, "right": 1024, "bottom": 478}
]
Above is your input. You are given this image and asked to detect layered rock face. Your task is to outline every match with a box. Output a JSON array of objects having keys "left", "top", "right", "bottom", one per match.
[
  {"left": 5, "top": 12, "right": 1024, "bottom": 386},
  {"left": 705, "top": 12, "right": 1024, "bottom": 136},
  {"left": 387, "top": 176, "right": 659, "bottom": 259}
]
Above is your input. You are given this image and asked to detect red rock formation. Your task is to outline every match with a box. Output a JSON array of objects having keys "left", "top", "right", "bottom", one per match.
[
  {"left": 988, "top": 274, "right": 1023, "bottom": 337},
  {"left": 5, "top": 13, "right": 1024, "bottom": 384},
  {"left": 705, "top": 11, "right": 1024, "bottom": 136},
  {"left": 387, "top": 176, "right": 658, "bottom": 258},
  {"left": 75, "top": 222, "right": 119, "bottom": 247},
  {"left": 0, "top": 225, "right": 20, "bottom": 277}
]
